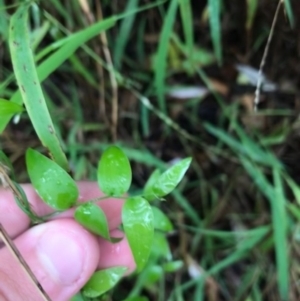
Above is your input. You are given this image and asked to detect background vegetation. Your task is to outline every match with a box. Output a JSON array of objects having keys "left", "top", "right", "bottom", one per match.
[{"left": 1, "top": 0, "right": 300, "bottom": 300}]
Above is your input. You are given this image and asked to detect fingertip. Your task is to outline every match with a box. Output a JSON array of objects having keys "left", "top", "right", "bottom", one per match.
[
  {"left": 97, "top": 229, "right": 136, "bottom": 275},
  {"left": 4, "top": 219, "right": 100, "bottom": 301}
]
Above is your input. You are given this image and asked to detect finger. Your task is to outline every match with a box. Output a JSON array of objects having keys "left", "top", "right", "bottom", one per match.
[
  {"left": 0, "top": 219, "right": 100, "bottom": 301},
  {"left": 98, "top": 229, "right": 136, "bottom": 275},
  {"left": 0, "top": 182, "right": 124, "bottom": 239}
]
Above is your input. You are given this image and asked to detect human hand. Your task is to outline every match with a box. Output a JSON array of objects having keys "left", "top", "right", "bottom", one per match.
[{"left": 0, "top": 182, "right": 135, "bottom": 301}]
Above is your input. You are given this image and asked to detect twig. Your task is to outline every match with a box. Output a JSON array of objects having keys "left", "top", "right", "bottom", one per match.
[{"left": 254, "top": 0, "right": 283, "bottom": 111}]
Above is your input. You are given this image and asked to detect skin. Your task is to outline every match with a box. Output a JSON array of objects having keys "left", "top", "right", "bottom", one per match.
[{"left": 0, "top": 182, "right": 136, "bottom": 301}]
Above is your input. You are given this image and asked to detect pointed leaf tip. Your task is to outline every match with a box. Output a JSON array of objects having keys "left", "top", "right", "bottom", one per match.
[
  {"left": 83, "top": 266, "right": 127, "bottom": 298},
  {"left": 153, "top": 157, "right": 192, "bottom": 197}
]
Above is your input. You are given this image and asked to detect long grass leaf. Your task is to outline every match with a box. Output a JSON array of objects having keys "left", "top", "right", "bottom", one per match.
[
  {"left": 179, "top": 0, "right": 194, "bottom": 71},
  {"left": 284, "top": 0, "right": 295, "bottom": 28},
  {"left": 114, "top": 0, "right": 139, "bottom": 69},
  {"left": 240, "top": 157, "right": 289, "bottom": 300},
  {"left": 172, "top": 189, "right": 202, "bottom": 226},
  {"left": 9, "top": 3, "right": 68, "bottom": 169},
  {"left": 192, "top": 226, "right": 268, "bottom": 300},
  {"left": 205, "top": 122, "right": 282, "bottom": 168},
  {"left": 246, "top": 0, "right": 258, "bottom": 30},
  {"left": 0, "top": 0, "right": 8, "bottom": 40},
  {"left": 208, "top": 0, "right": 222, "bottom": 65},
  {"left": 0, "top": 15, "right": 116, "bottom": 133},
  {"left": 272, "top": 168, "right": 289, "bottom": 300},
  {"left": 154, "top": 0, "right": 178, "bottom": 113},
  {"left": 233, "top": 122, "right": 282, "bottom": 169}
]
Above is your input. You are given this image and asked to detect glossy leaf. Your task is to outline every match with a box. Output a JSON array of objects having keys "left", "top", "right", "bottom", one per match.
[
  {"left": 82, "top": 266, "right": 127, "bottom": 298},
  {"left": 0, "top": 99, "right": 23, "bottom": 117},
  {"left": 97, "top": 146, "right": 132, "bottom": 196},
  {"left": 143, "top": 169, "right": 161, "bottom": 201},
  {"left": 75, "top": 202, "right": 110, "bottom": 240},
  {"left": 123, "top": 196, "right": 154, "bottom": 272},
  {"left": 26, "top": 148, "right": 78, "bottom": 210},
  {"left": 152, "top": 206, "right": 173, "bottom": 232},
  {"left": 153, "top": 157, "right": 192, "bottom": 197}
]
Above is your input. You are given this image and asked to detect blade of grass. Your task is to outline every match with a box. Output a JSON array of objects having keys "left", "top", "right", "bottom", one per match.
[
  {"left": 113, "top": 0, "right": 140, "bottom": 69},
  {"left": 284, "top": 175, "right": 300, "bottom": 206},
  {"left": 2, "top": 0, "right": 165, "bottom": 133},
  {"left": 0, "top": 0, "right": 8, "bottom": 40},
  {"left": 204, "top": 122, "right": 282, "bottom": 169},
  {"left": 240, "top": 157, "right": 289, "bottom": 300},
  {"left": 272, "top": 168, "right": 289, "bottom": 300},
  {"left": 1, "top": 14, "right": 116, "bottom": 134},
  {"left": 31, "top": 20, "right": 51, "bottom": 50},
  {"left": 169, "top": 226, "right": 269, "bottom": 300},
  {"left": 283, "top": 0, "right": 294, "bottom": 28},
  {"left": 48, "top": 0, "right": 70, "bottom": 21},
  {"left": 233, "top": 122, "right": 282, "bottom": 169},
  {"left": 154, "top": 0, "right": 178, "bottom": 114},
  {"left": 172, "top": 189, "right": 202, "bottom": 226},
  {"left": 208, "top": 227, "right": 269, "bottom": 274},
  {"left": 246, "top": 0, "right": 258, "bottom": 30},
  {"left": 208, "top": 0, "right": 222, "bottom": 65},
  {"left": 179, "top": 0, "right": 194, "bottom": 73},
  {"left": 9, "top": 3, "right": 68, "bottom": 169},
  {"left": 171, "top": 33, "right": 215, "bottom": 67}
]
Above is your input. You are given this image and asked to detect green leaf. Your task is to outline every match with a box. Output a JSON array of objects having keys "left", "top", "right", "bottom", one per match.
[
  {"left": 82, "top": 266, "right": 127, "bottom": 298},
  {"left": 74, "top": 202, "right": 110, "bottom": 240},
  {"left": 26, "top": 148, "right": 78, "bottom": 210},
  {"left": 153, "top": 158, "right": 192, "bottom": 197},
  {"left": 97, "top": 146, "right": 132, "bottom": 196},
  {"left": 123, "top": 196, "right": 154, "bottom": 272},
  {"left": 0, "top": 99, "right": 23, "bottom": 117},
  {"left": 152, "top": 206, "right": 173, "bottom": 232},
  {"left": 143, "top": 169, "right": 162, "bottom": 201}
]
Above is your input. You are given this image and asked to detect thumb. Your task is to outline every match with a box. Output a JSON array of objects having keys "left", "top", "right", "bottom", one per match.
[{"left": 0, "top": 219, "right": 100, "bottom": 301}]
